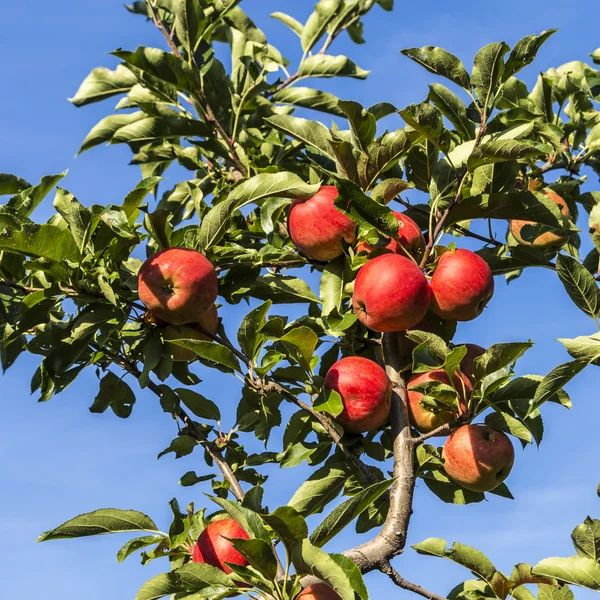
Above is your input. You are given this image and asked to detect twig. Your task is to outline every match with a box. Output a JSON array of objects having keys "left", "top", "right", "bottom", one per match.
[
  {"left": 380, "top": 561, "right": 448, "bottom": 600},
  {"left": 215, "top": 259, "right": 310, "bottom": 273},
  {"left": 411, "top": 421, "right": 458, "bottom": 446}
]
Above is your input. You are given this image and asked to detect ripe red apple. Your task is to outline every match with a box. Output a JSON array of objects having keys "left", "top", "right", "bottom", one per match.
[
  {"left": 192, "top": 519, "right": 250, "bottom": 574},
  {"left": 138, "top": 247, "right": 218, "bottom": 325},
  {"left": 162, "top": 305, "right": 219, "bottom": 362},
  {"left": 459, "top": 343, "right": 486, "bottom": 382},
  {"left": 352, "top": 254, "right": 431, "bottom": 332},
  {"left": 288, "top": 185, "right": 357, "bottom": 261},
  {"left": 324, "top": 356, "right": 392, "bottom": 434},
  {"left": 407, "top": 369, "right": 472, "bottom": 434},
  {"left": 442, "top": 424, "right": 515, "bottom": 492},
  {"left": 297, "top": 583, "right": 342, "bottom": 600},
  {"left": 510, "top": 189, "right": 571, "bottom": 249},
  {"left": 357, "top": 211, "right": 425, "bottom": 258},
  {"left": 429, "top": 248, "right": 494, "bottom": 322}
]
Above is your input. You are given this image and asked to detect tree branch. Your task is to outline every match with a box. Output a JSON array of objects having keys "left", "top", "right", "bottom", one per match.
[
  {"left": 343, "top": 332, "right": 415, "bottom": 571},
  {"left": 380, "top": 561, "right": 448, "bottom": 600}
]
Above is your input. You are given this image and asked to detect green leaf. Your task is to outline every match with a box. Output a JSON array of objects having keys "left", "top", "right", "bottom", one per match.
[
  {"left": 357, "top": 131, "right": 412, "bottom": 189},
  {"left": 572, "top": 517, "right": 600, "bottom": 561},
  {"left": 398, "top": 103, "right": 443, "bottom": 147},
  {"left": 69, "top": 64, "right": 138, "bottom": 107},
  {"left": 289, "top": 462, "right": 349, "bottom": 516},
  {"left": 473, "top": 342, "right": 533, "bottom": 380},
  {"left": 173, "top": 0, "right": 206, "bottom": 53},
  {"left": 272, "top": 87, "right": 344, "bottom": 117},
  {"left": 199, "top": 172, "right": 319, "bottom": 249},
  {"left": 167, "top": 339, "right": 241, "bottom": 372},
  {"left": 504, "top": 30, "right": 557, "bottom": 79},
  {"left": 291, "top": 539, "right": 358, "bottom": 600},
  {"left": 0, "top": 224, "right": 79, "bottom": 262},
  {"left": 538, "top": 584, "right": 574, "bottom": 600},
  {"left": 406, "top": 330, "right": 450, "bottom": 359},
  {"left": 401, "top": 46, "right": 471, "bottom": 89},
  {"left": 320, "top": 256, "right": 346, "bottom": 317},
  {"left": 338, "top": 100, "right": 377, "bottom": 150},
  {"left": 370, "top": 178, "right": 412, "bottom": 203},
  {"left": 485, "top": 411, "right": 532, "bottom": 443},
  {"left": 558, "top": 333, "right": 600, "bottom": 364},
  {"left": 53, "top": 188, "right": 92, "bottom": 252},
  {"left": 111, "top": 115, "right": 212, "bottom": 144},
  {"left": 231, "top": 538, "right": 278, "bottom": 580},
  {"left": 467, "top": 139, "right": 544, "bottom": 171},
  {"left": 252, "top": 274, "right": 319, "bottom": 304},
  {"left": 208, "top": 496, "right": 269, "bottom": 541},
  {"left": 263, "top": 507, "right": 308, "bottom": 549},
  {"left": 471, "top": 42, "right": 510, "bottom": 112},
  {"left": 37, "top": 509, "right": 159, "bottom": 541},
  {"left": 79, "top": 112, "right": 146, "bottom": 153},
  {"left": 176, "top": 388, "right": 220, "bottom": 421},
  {"left": 533, "top": 557, "right": 600, "bottom": 590},
  {"left": 556, "top": 254, "right": 600, "bottom": 322},
  {"left": 329, "top": 554, "right": 369, "bottom": 600},
  {"left": 0, "top": 173, "right": 31, "bottom": 196},
  {"left": 89, "top": 372, "right": 136, "bottom": 419},
  {"left": 281, "top": 326, "right": 319, "bottom": 372},
  {"left": 428, "top": 83, "right": 476, "bottom": 139},
  {"left": 591, "top": 48, "right": 600, "bottom": 66},
  {"left": 298, "top": 54, "right": 369, "bottom": 80},
  {"left": 301, "top": 0, "right": 343, "bottom": 52},
  {"left": 477, "top": 245, "right": 553, "bottom": 275},
  {"left": 266, "top": 114, "right": 335, "bottom": 160},
  {"left": 117, "top": 535, "right": 166, "bottom": 563},
  {"left": 158, "top": 435, "right": 198, "bottom": 459},
  {"left": 271, "top": 12, "right": 303, "bottom": 36},
  {"left": 179, "top": 471, "right": 215, "bottom": 486},
  {"left": 310, "top": 479, "right": 391, "bottom": 547},
  {"left": 238, "top": 300, "right": 271, "bottom": 360},
  {"left": 313, "top": 389, "right": 344, "bottom": 417},
  {"left": 122, "top": 177, "right": 162, "bottom": 224}
]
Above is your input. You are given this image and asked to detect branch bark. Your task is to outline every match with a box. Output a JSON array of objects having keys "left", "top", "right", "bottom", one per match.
[{"left": 380, "top": 561, "right": 448, "bottom": 600}]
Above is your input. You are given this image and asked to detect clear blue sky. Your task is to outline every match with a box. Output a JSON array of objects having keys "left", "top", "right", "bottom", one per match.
[{"left": 2, "top": 1, "right": 600, "bottom": 599}]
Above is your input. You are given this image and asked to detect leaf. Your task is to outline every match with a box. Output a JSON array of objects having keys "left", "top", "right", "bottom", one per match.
[
  {"left": 538, "top": 583, "right": 574, "bottom": 600},
  {"left": 289, "top": 462, "right": 349, "bottom": 516},
  {"left": 0, "top": 173, "right": 31, "bottom": 196},
  {"left": 471, "top": 42, "right": 510, "bottom": 112},
  {"left": 370, "top": 178, "right": 412, "bottom": 203},
  {"left": 291, "top": 539, "right": 358, "bottom": 600},
  {"left": 266, "top": 114, "right": 335, "bottom": 160},
  {"left": 238, "top": 300, "right": 271, "bottom": 360},
  {"left": 428, "top": 83, "right": 476, "bottom": 139},
  {"left": 281, "top": 326, "right": 319, "bottom": 373},
  {"left": 37, "top": 509, "right": 159, "bottom": 541},
  {"left": 89, "top": 372, "right": 136, "bottom": 419},
  {"left": 263, "top": 507, "right": 308, "bottom": 549},
  {"left": 320, "top": 256, "right": 346, "bottom": 317},
  {"left": 231, "top": 538, "right": 278, "bottom": 580},
  {"left": 406, "top": 330, "right": 450, "bottom": 359},
  {"left": 477, "top": 245, "right": 553, "bottom": 275},
  {"left": 559, "top": 334, "right": 600, "bottom": 364},
  {"left": 485, "top": 411, "right": 532, "bottom": 443},
  {"left": 310, "top": 479, "right": 391, "bottom": 547},
  {"left": 504, "top": 30, "right": 557, "bottom": 79},
  {"left": 338, "top": 100, "right": 377, "bottom": 149},
  {"left": 167, "top": 339, "right": 241, "bottom": 372},
  {"left": 301, "top": 0, "right": 343, "bottom": 52},
  {"left": 272, "top": 87, "right": 344, "bottom": 117},
  {"left": 472, "top": 342, "right": 533, "bottom": 380},
  {"left": 572, "top": 517, "right": 600, "bottom": 561},
  {"left": 111, "top": 115, "right": 212, "bottom": 144},
  {"left": 79, "top": 112, "right": 146, "bottom": 153},
  {"left": 252, "top": 274, "right": 319, "bottom": 304},
  {"left": 122, "top": 177, "right": 162, "bottom": 224},
  {"left": 533, "top": 557, "right": 600, "bottom": 590},
  {"left": 556, "top": 254, "right": 600, "bottom": 321},
  {"left": 313, "top": 389, "right": 344, "bottom": 417},
  {"left": 53, "top": 188, "right": 92, "bottom": 252},
  {"left": 179, "top": 471, "right": 215, "bottom": 486},
  {"left": 158, "top": 435, "right": 198, "bottom": 459},
  {"left": 117, "top": 535, "right": 166, "bottom": 563},
  {"left": 467, "top": 139, "right": 544, "bottom": 171},
  {"left": 69, "top": 64, "right": 138, "bottom": 106},
  {"left": 0, "top": 224, "right": 79, "bottom": 262},
  {"left": 398, "top": 103, "right": 443, "bottom": 147},
  {"left": 271, "top": 12, "right": 303, "bottom": 36},
  {"left": 199, "top": 172, "right": 319, "bottom": 249},
  {"left": 401, "top": 46, "right": 471, "bottom": 89},
  {"left": 176, "top": 388, "right": 220, "bottom": 421},
  {"left": 298, "top": 54, "right": 369, "bottom": 80},
  {"left": 173, "top": 0, "right": 206, "bottom": 53},
  {"left": 208, "top": 496, "right": 269, "bottom": 541},
  {"left": 357, "top": 130, "right": 412, "bottom": 189}
]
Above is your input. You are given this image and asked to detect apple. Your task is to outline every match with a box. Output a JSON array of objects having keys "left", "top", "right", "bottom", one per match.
[
  {"left": 458, "top": 343, "right": 486, "bottom": 382},
  {"left": 442, "top": 424, "right": 515, "bottom": 492},
  {"left": 192, "top": 518, "right": 250, "bottom": 574},
  {"left": 429, "top": 248, "right": 494, "bottom": 322},
  {"left": 138, "top": 247, "right": 218, "bottom": 325},
  {"left": 509, "top": 189, "right": 571, "bottom": 249},
  {"left": 324, "top": 356, "right": 392, "bottom": 434},
  {"left": 352, "top": 254, "right": 431, "bottom": 332},
  {"left": 357, "top": 211, "right": 425, "bottom": 258},
  {"left": 288, "top": 185, "right": 357, "bottom": 261},
  {"left": 407, "top": 369, "right": 472, "bottom": 434},
  {"left": 297, "top": 583, "right": 342, "bottom": 600},
  {"left": 162, "top": 305, "right": 219, "bottom": 362}
]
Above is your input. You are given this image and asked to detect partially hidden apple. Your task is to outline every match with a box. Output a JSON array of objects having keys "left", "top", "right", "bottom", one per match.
[
  {"left": 138, "top": 247, "right": 218, "bottom": 325},
  {"left": 357, "top": 211, "right": 425, "bottom": 258},
  {"left": 297, "top": 583, "right": 343, "bottom": 600},
  {"left": 324, "top": 356, "right": 392, "bottom": 434},
  {"left": 162, "top": 305, "right": 219, "bottom": 362},
  {"left": 352, "top": 254, "right": 431, "bottom": 332},
  {"left": 429, "top": 248, "right": 494, "bottom": 322},
  {"left": 192, "top": 518, "right": 249, "bottom": 573},
  {"left": 288, "top": 185, "right": 357, "bottom": 261},
  {"left": 442, "top": 424, "right": 515, "bottom": 492},
  {"left": 510, "top": 189, "right": 571, "bottom": 249},
  {"left": 458, "top": 343, "right": 486, "bottom": 382},
  {"left": 407, "top": 369, "right": 472, "bottom": 434}
]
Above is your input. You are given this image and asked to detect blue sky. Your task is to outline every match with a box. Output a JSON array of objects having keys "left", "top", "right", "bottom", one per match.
[{"left": 1, "top": 1, "right": 600, "bottom": 599}]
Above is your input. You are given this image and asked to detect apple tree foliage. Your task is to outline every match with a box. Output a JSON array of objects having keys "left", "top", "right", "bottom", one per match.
[{"left": 2, "top": 1, "right": 600, "bottom": 599}]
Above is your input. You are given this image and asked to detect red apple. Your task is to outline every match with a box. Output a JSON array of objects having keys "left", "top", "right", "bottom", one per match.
[
  {"left": 138, "top": 247, "right": 218, "bottom": 325},
  {"left": 297, "top": 583, "right": 343, "bottom": 600},
  {"left": 407, "top": 369, "right": 472, "bottom": 434},
  {"left": 192, "top": 519, "right": 250, "bottom": 574},
  {"left": 459, "top": 343, "right": 486, "bottom": 382},
  {"left": 357, "top": 211, "right": 425, "bottom": 258},
  {"left": 429, "top": 249, "right": 494, "bottom": 322},
  {"left": 162, "top": 305, "right": 219, "bottom": 362},
  {"left": 442, "top": 425, "right": 515, "bottom": 492},
  {"left": 352, "top": 254, "right": 431, "bottom": 332},
  {"left": 288, "top": 186, "right": 357, "bottom": 261},
  {"left": 510, "top": 189, "right": 571, "bottom": 249},
  {"left": 324, "top": 356, "right": 392, "bottom": 434}
]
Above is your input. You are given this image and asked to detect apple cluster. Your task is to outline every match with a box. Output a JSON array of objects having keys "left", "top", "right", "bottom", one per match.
[{"left": 291, "top": 186, "right": 514, "bottom": 494}]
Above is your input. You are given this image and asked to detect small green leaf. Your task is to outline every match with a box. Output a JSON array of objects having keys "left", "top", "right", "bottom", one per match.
[
  {"left": 572, "top": 517, "right": 600, "bottom": 561},
  {"left": 289, "top": 461, "right": 349, "bottom": 516},
  {"left": 467, "top": 139, "right": 544, "bottom": 171},
  {"left": 263, "top": 507, "right": 308, "bottom": 549},
  {"left": 281, "top": 326, "right": 319, "bottom": 373},
  {"left": 69, "top": 64, "right": 138, "bottom": 107},
  {"left": 401, "top": 46, "right": 471, "bottom": 89},
  {"left": 266, "top": 114, "right": 335, "bottom": 160},
  {"left": 313, "top": 389, "right": 344, "bottom": 417},
  {"left": 473, "top": 342, "right": 533, "bottom": 380},
  {"left": 89, "top": 372, "right": 136, "bottom": 419},
  {"left": 117, "top": 535, "right": 166, "bottom": 563},
  {"left": 485, "top": 411, "right": 532, "bottom": 443},
  {"left": 272, "top": 87, "right": 344, "bottom": 117},
  {"left": 298, "top": 54, "right": 369, "bottom": 80},
  {"left": 471, "top": 42, "right": 510, "bottom": 112},
  {"left": 167, "top": 339, "right": 241, "bottom": 372},
  {"left": 504, "top": 30, "right": 557, "bottom": 79},
  {"left": 176, "top": 388, "right": 221, "bottom": 421},
  {"left": 0, "top": 224, "right": 79, "bottom": 262},
  {"left": 556, "top": 254, "right": 600, "bottom": 322},
  {"left": 533, "top": 556, "right": 600, "bottom": 590},
  {"left": 158, "top": 435, "right": 198, "bottom": 459}
]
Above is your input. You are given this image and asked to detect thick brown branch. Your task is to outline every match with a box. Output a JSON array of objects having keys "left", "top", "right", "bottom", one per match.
[
  {"left": 380, "top": 561, "right": 448, "bottom": 600},
  {"left": 343, "top": 332, "right": 415, "bottom": 571}
]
